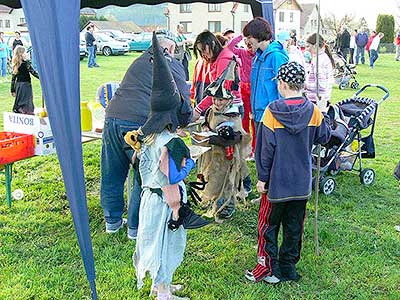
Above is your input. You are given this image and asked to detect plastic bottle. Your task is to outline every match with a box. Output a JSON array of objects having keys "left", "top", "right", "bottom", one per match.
[{"left": 80, "top": 101, "right": 92, "bottom": 132}]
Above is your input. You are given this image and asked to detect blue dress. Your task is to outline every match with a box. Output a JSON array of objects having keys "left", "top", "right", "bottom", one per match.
[{"left": 134, "top": 130, "right": 187, "bottom": 289}]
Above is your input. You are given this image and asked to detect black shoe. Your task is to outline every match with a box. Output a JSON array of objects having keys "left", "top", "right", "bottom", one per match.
[
  {"left": 218, "top": 208, "right": 235, "bottom": 219},
  {"left": 280, "top": 266, "right": 301, "bottom": 282}
]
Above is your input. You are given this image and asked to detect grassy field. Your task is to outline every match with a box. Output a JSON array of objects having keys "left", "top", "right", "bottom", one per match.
[{"left": 0, "top": 52, "right": 399, "bottom": 300}]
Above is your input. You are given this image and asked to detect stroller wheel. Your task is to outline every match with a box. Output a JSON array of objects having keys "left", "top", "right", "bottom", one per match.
[
  {"left": 320, "top": 177, "right": 336, "bottom": 195},
  {"left": 339, "top": 82, "right": 348, "bottom": 90},
  {"left": 360, "top": 168, "right": 375, "bottom": 185},
  {"left": 351, "top": 82, "right": 359, "bottom": 89}
]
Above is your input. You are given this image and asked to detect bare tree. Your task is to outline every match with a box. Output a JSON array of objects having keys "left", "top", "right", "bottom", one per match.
[{"left": 322, "top": 12, "right": 356, "bottom": 39}]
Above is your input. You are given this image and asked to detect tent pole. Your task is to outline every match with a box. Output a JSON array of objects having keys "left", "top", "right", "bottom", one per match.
[{"left": 314, "top": 0, "right": 322, "bottom": 256}]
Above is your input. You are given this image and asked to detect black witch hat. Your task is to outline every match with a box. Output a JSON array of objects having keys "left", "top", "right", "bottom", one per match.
[
  {"left": 140, "top": 32, "right": 181, "bottom": 136},
  {"left": 203, "top": 56, "right": 240, "bottom": 99}
]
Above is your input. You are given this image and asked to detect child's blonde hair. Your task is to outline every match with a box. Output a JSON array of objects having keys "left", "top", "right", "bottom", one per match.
[{"left": 12, "top": 45, "right": 26, "bottom": 75}]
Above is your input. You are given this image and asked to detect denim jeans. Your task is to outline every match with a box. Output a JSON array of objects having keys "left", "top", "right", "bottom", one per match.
[
  {"left": 369, "top": 49, "right": 378, "bottom": 67},
  {"left": 87, "top": 45, "right": 96, "bottom": 67},
  {"left": 0, "top": 57, "right": 7, "bottom": 77},
  {"left": 101, "top": 117, "right": 142, "bottom": 230},
  {"left": 355, "top": 46, "right": 365, "bottom": 64}
]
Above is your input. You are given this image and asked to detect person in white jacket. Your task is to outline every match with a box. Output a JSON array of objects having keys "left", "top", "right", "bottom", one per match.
[
  {"left": 369, "top": 32, "right": 384, "bottom": 68},
  {"left": 349, "top": 29, "right": 357, "bottom": 64}
]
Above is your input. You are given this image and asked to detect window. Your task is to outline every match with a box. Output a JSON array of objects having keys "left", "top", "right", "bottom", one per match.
[
  {"left": 5, "top": 20, "right": 10, "bottom": 28},
  {"left": 279, "top": 12, "right": 284, "bottom": 22},
  {"left": 180, "top": 4, "right": 192, "bottom": 13},
  {"left": 0, "top": 20, "right": 3, "bottom": 28},
  {"left": 180, "top": 21, "right": 192, "bottom": 33},
  {"left": 208, "top": 4, "right": 221, "bottom": 12},
  {"left": 290, "top": 13, "right": 294, "bottom": 22},
  {"left": 20, "top": 17, "right": 25, "bottom": 23},
  {"left": 208, "top": 21, "right": 221, "bottom": 33},
  {"left": 241, "top": 21, "right": 248, "bottom": 31},
  {"left": 244, "top": 4, "right": 249, "bottom": 12}
]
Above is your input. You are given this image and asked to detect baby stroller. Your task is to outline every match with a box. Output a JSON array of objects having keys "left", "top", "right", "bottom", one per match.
[
  {"left": 313, "top": 84, "right": 389, "bottom": 195},
  {"left": 333, "top": 52, "right": 359, "bottom": 90}
]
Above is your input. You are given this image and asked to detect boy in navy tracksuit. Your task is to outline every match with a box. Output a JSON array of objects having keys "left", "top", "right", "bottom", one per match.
[{"left": 245, "top": 61, "right": 331, "bottom": 284}]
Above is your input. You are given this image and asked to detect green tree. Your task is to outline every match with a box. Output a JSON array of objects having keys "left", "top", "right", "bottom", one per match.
[
  {"left": 79, "top": 15, "right": 108, "bottom": 31},
  {"left": 376, "top": 14, "right": 395, "bottom": 43}
]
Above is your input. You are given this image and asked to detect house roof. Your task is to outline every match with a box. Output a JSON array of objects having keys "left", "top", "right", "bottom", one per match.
[
  {"left": 0, "top": 4, "right": 12, "bottom": 13},
  {"left": 87, "top": 20, "right": 143, "bottom": 33},
  {"left": 300, "top": 3, "right": 324, "bottom": 30},
  {"left": 273, "top": 0, "right": 302, "bottom": 11},
  {"left": 300, "top": 3, "right": 315, "bottom": 29}
]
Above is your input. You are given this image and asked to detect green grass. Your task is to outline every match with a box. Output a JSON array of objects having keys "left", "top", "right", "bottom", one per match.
[{"left": 0, "top": 53, "right": 399, "bottom": 300}]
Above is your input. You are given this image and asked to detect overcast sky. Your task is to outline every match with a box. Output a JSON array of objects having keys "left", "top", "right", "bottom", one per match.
[{"left": 298, "top": 0, "right": 399, "bottom": 28}]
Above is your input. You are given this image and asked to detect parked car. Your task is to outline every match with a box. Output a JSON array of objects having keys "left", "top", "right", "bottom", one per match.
[
  {"left": 80, "top": 39, "right": 87, "bottom": 60},
  {"left": 96, "top": 29, "right": 137, "bottom": 51},
  {"left": 129, "top": 32, "right": 152, "bottom": 51},
  {"left": 94, "top": 33, "right": 129, "bottom": 56}
]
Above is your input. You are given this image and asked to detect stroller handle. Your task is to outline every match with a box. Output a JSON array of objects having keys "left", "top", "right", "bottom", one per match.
[{"left": 353, "top": 84, "right": 390, "bottom": 103}]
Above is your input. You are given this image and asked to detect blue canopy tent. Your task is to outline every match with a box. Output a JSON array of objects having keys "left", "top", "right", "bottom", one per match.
[
  {"left": 257, "top": 0, "right": 275, "bottom": 35},
  {"left": 0, "top": 1, "right": 274, "bottom": 299}
]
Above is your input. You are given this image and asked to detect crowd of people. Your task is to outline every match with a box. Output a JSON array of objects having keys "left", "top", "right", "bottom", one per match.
[
  {"left": 100, "top": 16, "right": 337, "bottom": 300},
  {"left": 334, "top": 26, "right": 399, "bottom": 68},
  {"left": 5, "top": 16, "right": 398, "bottom": 300}
]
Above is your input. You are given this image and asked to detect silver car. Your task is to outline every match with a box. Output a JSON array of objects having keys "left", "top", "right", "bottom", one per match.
[{"left": 94, "top": 33, "right": 129, "bottom": 56}]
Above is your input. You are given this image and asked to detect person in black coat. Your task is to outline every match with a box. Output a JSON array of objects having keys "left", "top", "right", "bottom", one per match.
[
  {"left": 12, "top": 31, "right": 23, "bottom": 51},
  {"left": 338, "top": 26, "right": 351, "bottom": 62},
  {"left": 11, "top": 45, "right": 39, "bottom": 114}
]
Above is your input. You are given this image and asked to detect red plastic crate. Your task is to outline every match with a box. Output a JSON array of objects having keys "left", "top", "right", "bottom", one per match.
[{"left": 0, "top": 132, "right": 35, "bottom": 165}]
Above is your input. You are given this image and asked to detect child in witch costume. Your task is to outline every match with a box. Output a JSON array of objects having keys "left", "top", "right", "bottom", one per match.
[
  {"left": 197, "top": 58, "right": 251, "bottom": 222},
  {"left": 124, "top": 33, "right": 208, "bottom": 300},
  {"left": 245, "top": 61, "right": 331, "bottom": 284}
]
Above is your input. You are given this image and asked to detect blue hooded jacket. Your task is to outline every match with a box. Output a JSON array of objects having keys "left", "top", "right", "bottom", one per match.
[
  {"left": 250, "top": 41, "right": 289, "bottom": 122},
  {"left": 255, "top": 97, "right": 331, "bottom": 202}
]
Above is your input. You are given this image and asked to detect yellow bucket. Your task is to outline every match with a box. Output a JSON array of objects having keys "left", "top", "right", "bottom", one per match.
[{"left": 80, "top": 101, "right": 92, "bottom": 132}]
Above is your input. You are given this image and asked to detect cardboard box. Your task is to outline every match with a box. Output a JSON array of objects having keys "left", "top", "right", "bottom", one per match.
[{"left": 3, "top": 112, "right": 56, "bottom": 156}]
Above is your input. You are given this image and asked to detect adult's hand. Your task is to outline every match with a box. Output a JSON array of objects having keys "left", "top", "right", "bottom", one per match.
[{"left": 11, "top": 92, "right": 16, "bottom": 97}]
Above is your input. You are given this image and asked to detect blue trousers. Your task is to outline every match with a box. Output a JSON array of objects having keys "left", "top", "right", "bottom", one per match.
[
  {"left": 100, "top": 117, "right": 142, "bottom": 230},
  {"left": 87, "top": 45, "right": 97, "bottom": 67},
  {"left": 355, "top": 46, "right": 365, "bottom": 64},
  {"left": 0, "top": 57, "right": 7, "bottom": 77},
  {"left": 369, "top": 49, "right": 378, "bottom": 67}
]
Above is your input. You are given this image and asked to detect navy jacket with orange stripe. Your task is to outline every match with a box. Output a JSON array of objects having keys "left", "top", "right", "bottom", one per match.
[{"left": 255, "top": 97, "right": 331, "bottom": 202}]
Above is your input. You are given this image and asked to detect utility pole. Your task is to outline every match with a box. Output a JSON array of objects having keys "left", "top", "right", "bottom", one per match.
[{"left": 164, "top": 7, "right": 170, "bottom": 31}]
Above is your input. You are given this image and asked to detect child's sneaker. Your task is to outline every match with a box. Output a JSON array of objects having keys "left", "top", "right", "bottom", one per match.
[
  {"left": 244, "top": 270, "right": 280, "bottom": 284},
  {"left": 127, "top": 227, "right": 137, "bottom": 240},
  {"left": 105, "top": 218, "right": 126, "bottom": 233}
]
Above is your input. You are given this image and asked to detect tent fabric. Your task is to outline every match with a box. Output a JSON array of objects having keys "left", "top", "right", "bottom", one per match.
[
  {"left": 0, "top": 1, "right": 274, "bottom": 299},
  {"left": 19, "top": 0, "right": 97, "bottom": 299},
  {"left": 257, "top": 0, "right": 275, "bottom": 35},
  {"left": 0, "top": 0, "right": 263, "bottom": 16}
]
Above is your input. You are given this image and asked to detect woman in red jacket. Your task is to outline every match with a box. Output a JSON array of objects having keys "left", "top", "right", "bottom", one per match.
[
  {"left": 191, "top": 30, "right": 242, "bottom": 121},
  {"left": 365, "top": 31, "right": 376, "bottom": 58}
]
